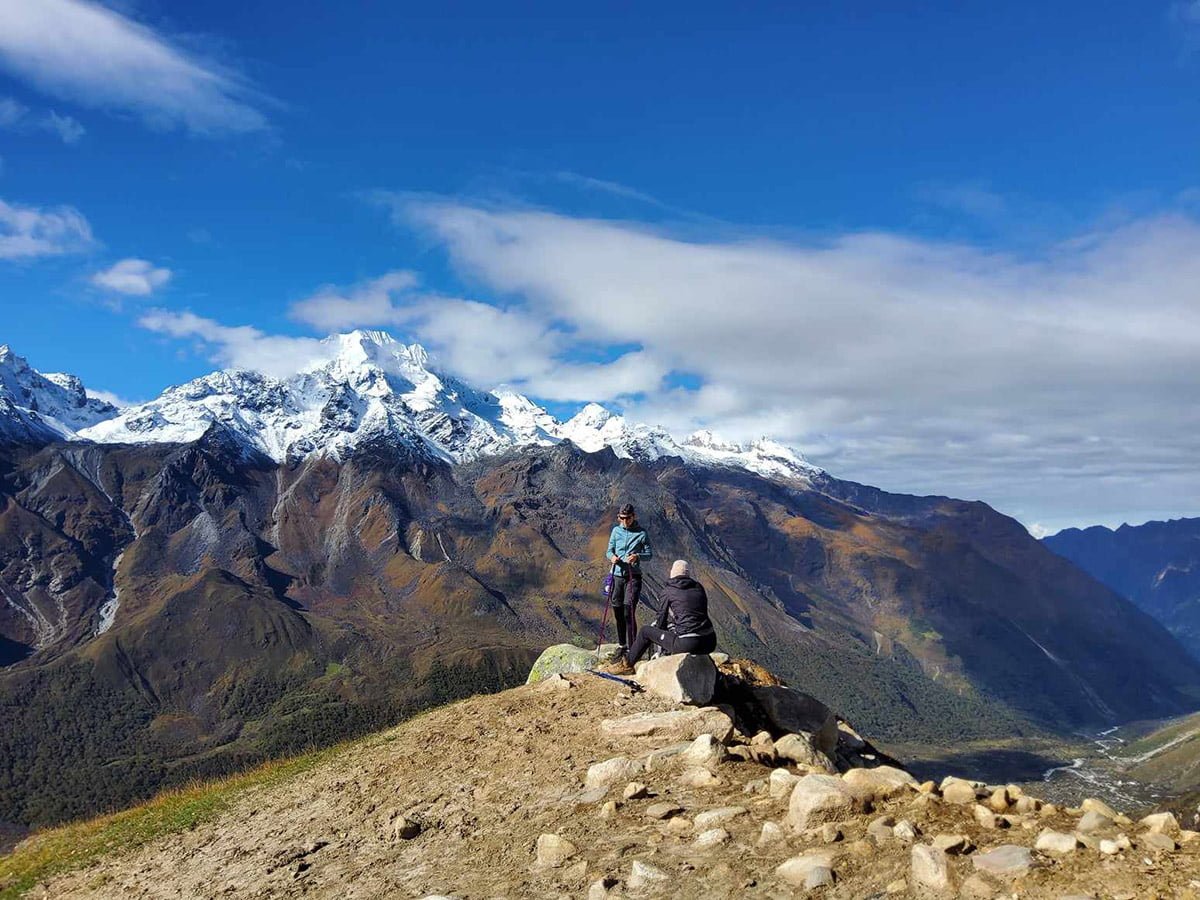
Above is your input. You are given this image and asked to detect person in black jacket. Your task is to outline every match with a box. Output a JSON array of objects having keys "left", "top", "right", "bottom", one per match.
[{"left": 625, "top": 559, "right": 717, "bottom": 666}]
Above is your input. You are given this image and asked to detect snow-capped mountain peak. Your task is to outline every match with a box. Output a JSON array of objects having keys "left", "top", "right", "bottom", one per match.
[
  {"left": 0, "top": 346, "right": 117, "bottom": 442},
  {"left": 7, "top": 331, "right": 819, "bottom": 482}
]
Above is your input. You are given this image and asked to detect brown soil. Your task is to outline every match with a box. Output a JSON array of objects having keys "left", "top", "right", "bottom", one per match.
[{"left": 32, "top": 675, "right": 1200, "bottom": 899}]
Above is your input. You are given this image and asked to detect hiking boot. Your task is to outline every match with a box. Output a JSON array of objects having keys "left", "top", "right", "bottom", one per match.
[
  {"left": 598, "top": 659, "right": 635, "bottom": 676},
  {"left": 603, "top": 645, "right": 627, "bottom": 662}
]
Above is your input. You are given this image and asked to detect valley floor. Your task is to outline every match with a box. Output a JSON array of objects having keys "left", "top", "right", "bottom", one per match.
[{"left": 3, "top": 671, "right": 1199, "bottom": 899}]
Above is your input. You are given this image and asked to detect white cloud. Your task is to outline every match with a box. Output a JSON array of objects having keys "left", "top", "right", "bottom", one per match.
[
  {"left": 138, "top": 310, "right": 331, "bottom": 378},
  {"left": 43, "top": 111, "right": 84, "bottom": 144},
  {"left": 87, "top": 388, "right": 132, "bottom": 408},
  {"left": 0, "top": 0, "right": 268, "bottom": 136},
  {"left": 379, "top": 196, "right": 1200, "bottom": 529},
  {"left": 0, "top": 95, "right": 86, "bottom": 143},
  {"left": 91, "top": 258, "right": 171, "bottom": 295},
  {"left": 288, "top": 270, "right": 664, "bottom": 401},
  {"left": 0, "top": 196, "right": 93, "bottom": 259}
]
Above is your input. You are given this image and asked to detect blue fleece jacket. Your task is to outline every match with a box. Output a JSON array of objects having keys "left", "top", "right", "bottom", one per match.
[{"left": 607, "top": 523, "right": 652, "bottom": 571}]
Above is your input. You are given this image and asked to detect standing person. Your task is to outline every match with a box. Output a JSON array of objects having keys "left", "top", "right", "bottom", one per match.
[
  {"left": 625, "top": 559, "right": 716, "bottom": 666},
  {"left": 606, "top": 503, "right": 652, "bottom": 656}
]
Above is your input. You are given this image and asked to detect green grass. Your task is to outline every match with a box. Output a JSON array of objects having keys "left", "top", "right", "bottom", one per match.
[
  {"left": 0, "top": 743, "right": 345, "bottom": 899},
  {"left": 323, "top": 661, "right": 347, "bottom": 677}
]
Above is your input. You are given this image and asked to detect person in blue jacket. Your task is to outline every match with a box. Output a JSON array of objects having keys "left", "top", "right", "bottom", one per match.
[{"left": 606, "top": 503, "right": 652, "bottom": 655}]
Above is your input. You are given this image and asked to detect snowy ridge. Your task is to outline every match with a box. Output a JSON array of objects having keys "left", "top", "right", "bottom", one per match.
[
  {"left": 6, "top": 331, "right": 820, "bottom": 481},
  {"left": 0, "top": 345, "right": 117, "bottom": 443}
]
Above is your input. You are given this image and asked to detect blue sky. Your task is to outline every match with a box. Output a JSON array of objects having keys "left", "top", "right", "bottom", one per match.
[{"left": 2, "top": 0, "right": 1199, "bottom": 532}]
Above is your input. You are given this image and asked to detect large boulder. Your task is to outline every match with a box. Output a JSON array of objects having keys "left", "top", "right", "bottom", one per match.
[
  {"left": 636, "top": 654, "right": 716, "bottom": 704},
  {"left": 786, "top": 774, "right": 860, "bottom": 831},
  {"left": 599, "top": 708, "right": 734, "bottom": 743},
  {"left": 750, "top": 686, "right": 838, "bottom": 754},
  {"left": 527, "top": 643, "right": 619, "bottom": 684}
]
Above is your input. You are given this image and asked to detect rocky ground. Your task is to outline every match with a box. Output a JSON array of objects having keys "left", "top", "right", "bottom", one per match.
[{"left": 19, "top": 650, "right": 1200, "bottom": 899}]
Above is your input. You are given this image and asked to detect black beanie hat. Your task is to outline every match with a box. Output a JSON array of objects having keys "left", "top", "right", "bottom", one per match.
[{"left": 619, "top": 503, "right": 635, "bottom": 517}]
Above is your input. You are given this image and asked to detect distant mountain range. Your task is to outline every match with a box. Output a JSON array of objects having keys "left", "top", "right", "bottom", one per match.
[
  {"left": 3, "top": 332, "right": 1199, "bottom": 830},
  {"left": 1045, "top": 518, "right": 1200, "bottom": 660}
]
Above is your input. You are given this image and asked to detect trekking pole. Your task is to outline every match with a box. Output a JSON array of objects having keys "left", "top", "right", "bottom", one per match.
[{"left": 594, "top": 601, "right": 611, "bottom": 657}]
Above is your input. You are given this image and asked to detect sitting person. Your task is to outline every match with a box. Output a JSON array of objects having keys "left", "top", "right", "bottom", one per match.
[{"left": 625, "top": 559, "right": 716, "bottom": 667}]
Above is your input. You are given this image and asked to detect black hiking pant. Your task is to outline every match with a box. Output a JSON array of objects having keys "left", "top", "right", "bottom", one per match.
[
  {"left": 610, "top": 569, "right": 642, "bottom": 649},
  {"left": 627, "top": 626, "right": 717, "bottom": 665}
]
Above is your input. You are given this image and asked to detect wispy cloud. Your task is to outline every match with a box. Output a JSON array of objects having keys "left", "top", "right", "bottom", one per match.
[
  {"left": 87, "top": 387, "right": 132, "bottom": 408},
  {"left": 138, "top": 310, "right": 331, "bottom": 378},
  {"left": 288, "top": 270, "right": 664, "bottom": 400},
  {"left": 0, "top": 196, "right": 93, "bottom": 259},
  {"left": 374, "top": 195, "right": 1200, "bottom": 529},
  {"left": 0, "top": 95, "right": 86, "bottom": 144},
  {"left": 91, "top": 258, "right": 172, "bottom": 296},
  {"left": 0, "top": 0, "right": 269, "bottom": 136}
]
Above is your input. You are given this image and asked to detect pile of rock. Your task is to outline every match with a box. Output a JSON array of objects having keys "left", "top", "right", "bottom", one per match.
[{"left": 521, "top": 645, "right": 1196, "bottom": 898}]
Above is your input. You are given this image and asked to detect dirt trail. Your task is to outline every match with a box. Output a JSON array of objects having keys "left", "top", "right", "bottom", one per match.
[{"left": 33, "top": 674, "right": 1200, "bottom": 899}]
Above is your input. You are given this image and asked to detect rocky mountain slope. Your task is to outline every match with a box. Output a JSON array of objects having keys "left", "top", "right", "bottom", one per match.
[
  {"left": 3, "top": 334, "right": 1200, "bottom": 834},
  {"left": 7, "top": 651, "right": 1196, "bottom": 900},
  {"left": 1045, "top": 518, "right": 1200, "bottom": 660}
]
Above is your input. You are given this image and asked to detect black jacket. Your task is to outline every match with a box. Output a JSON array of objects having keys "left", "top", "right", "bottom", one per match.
[{"left": 655, "top": 575, "right": 715, "bottom": 637}]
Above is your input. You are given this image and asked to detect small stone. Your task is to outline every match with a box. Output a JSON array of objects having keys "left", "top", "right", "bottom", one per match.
[
  {"left": 1140, "top": 811, "right": 1180, "bottom": 835},
  {"left": 749, "top": 730, "right": 777, "bottom": 765},
  {"left": 868, "top": 815, "right": 896, "bottom": 843},
  {"left": 710, "top": 651, "right": 730, "bottom": 665},
  {"left": 1079, "top": 798, "right": 1121, "bottom": 820},
  {"left": 628, "top": 860, "right": 670, "bottom": 890},
  {"left": 1181, "top": 829, "right": 1200, "bottom": 844},
  {"left": 987, "top": 786, "right": 1012, "bottom": 812},
  {"left": 587, "top": 877, "right": 618, "bottom": 900},
  {"left": 819, "top": 822, "right": 843, "bottom": 843},
  {"left": 586, "top": 757, "right": 645, "bottom": 790},
  {"left": 680, "top": 733, "right": 728, "bottom": 769},
  {"left": 910, "top": 844, "right": 952, "bottom": 893},
  {"left": 972, "top": 804, "right": 998, "bottom": 829},
  {"left": 893, "top": 820, "right": 919, "bottom": 843},
  {"left": 538, "top": 672, "right": 574, "bottom": 691},
  {"left": 842, "top": 765, "right": 919, "bottom": 802},
  {"left": 680, "top": 767, "right": 723, "bottom": 788},
  {"left": 886, "top": 878, "right": 907, "bottom": 894},
  {"left": 775, "top": 733, "right": 835, "bottom": 772},
  {"left": 1141, "top": 831, "right": 1178, "bottom": 852},
  {"left": 1038, "top": 803, "right": 1058, "bottom": 818},
  {"left": 665, "top": 816, "right": 692, "bottom": 834},
  {"left": 599, "top": 800, "right": 619, "bottom": 820},
  {"left": 786, "top": 773, "right": 859, "bottom": 831},
  {"left": 694, "top": 828, "right": 730, "bottom": 849},
  {"left": 761, "top": 769, "right": 797, "bottom": 801},
  {"left": 536, "top": 833, "right": 578, "bottom": 868},
  {"left": 758, "top": 821, "right": 785, "bottom": 846},
  {"left": 931, "top": 833, "right": 970, "bottom": 855},
  {"left": 693, "top": 806, "right": 748, "bottom": 831},
  {"left": 1034, "top": 829, "right": 1079, "bottom": 854},
  {"left": 942, "top": 778, "right": 979, "bottom": 805},
  {"left": 623, "top": 782, "right": 650, "bottom": 800},
  {"left": 1013, "top": 796, "right": 1041, "bottom": 814},
  {"left": 972, "top": 844, "right": 1035, "bottom": 877},
  {"left": 775, "top": 850, "right": 838, "bottom": 887},
  {"left": 918, "top": 780, "right": 937, "bottom": 794},
  {"left": 644, "top": 801, "right": 684, "bottom": 820},
  {"left": 1099, "top": 837, "right": 1123, "bottom": 855},
  {"left": 1076, "top": 810, "right": 1113, "bottom": 833}
]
